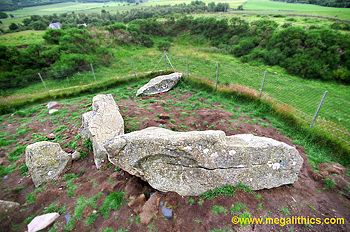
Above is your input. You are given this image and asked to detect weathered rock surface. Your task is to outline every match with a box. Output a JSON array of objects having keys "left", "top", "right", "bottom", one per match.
[
  {"left": 71, "top": 151, "right": 81, "bottom": 160},
  {"left": 136, "top": 72, "right": 182, "bottom": 96},
  {"left": 27, "top": 212, "right": 60, "bottom": 232},
  {"left": 25, "top": 141, "right": 71, "bottom": 187},
  {"left": 80, "top": 111, "right": 93, "bottom": 139},
  {"left": 47, "top": 133, "right": 55, "bottom": 140},
  {"left": 80, "top": 94, "right": 124, "bottom": 169},
  {"left": 139, "top": 193, "right": 160, "bottom": 224},
  {"left": 128, "top": 194, "right": 146, "bottom": 214},
  {"left": 47, "top": 101, "right": 60, "bottom": 110},
  {"left": 0, "top": 200, "right": 20, "bottom": 221},
  {"left": 105, "top": 127, "right": 303, "bottom": 196}
]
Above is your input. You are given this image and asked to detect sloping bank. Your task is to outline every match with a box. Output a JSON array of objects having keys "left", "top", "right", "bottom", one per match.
[
  {"left": 0, "top": 70, "right": 349, "bottom": 160},
  {"left": 0, "top": 70, "right": 172, "bottom": 115},
  {"left": 183, "top": 75, "right": 350, "bottom": 160}
]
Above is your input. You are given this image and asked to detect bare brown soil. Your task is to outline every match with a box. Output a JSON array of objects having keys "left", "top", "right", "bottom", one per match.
[{"left": 0, "top": 91, "right": 349, "bottom": 232}]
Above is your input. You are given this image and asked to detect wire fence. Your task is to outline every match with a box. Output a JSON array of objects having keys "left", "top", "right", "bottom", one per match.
[
  {"left": 166, "top": 53, "right": 350, "bottom": 150},
  {"left": 3, "top": 51, "right": 349, "bottom": 150}
]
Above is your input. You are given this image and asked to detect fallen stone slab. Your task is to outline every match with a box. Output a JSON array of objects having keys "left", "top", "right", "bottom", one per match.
[
  {"left": 27, "top": 212, "right": 60, "bottom": 232},
  {"left": 136, "top": 72, "right": 182, "bottom": 96},
  {"left": 25, "top": 141, "right": 71, "bottom": 187},
  {"left": 80, "top": 94, "right": 124, "bottom": 169},
  {"left": 105, "top": 127, "right": 303, "bottom": 196}
]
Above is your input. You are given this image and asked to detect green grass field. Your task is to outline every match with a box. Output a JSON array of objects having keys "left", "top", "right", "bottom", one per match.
[
  {"left": 244, "top": 0, "right": 350, "bottom": 20},
  {"left": 0, "top": 1, "right": 349, "bottom": 151},
  {"left": 1, "top": 33, "right": 349, "bottom": 142},
  {"left": 0, "top": 30, "right": 45, "bottom": 46},
  {"left": 1, "top": 0, "right": 350, "bottom": 30},
  {"left": 2, "top": 0, "right": 243, "bottom": 19}
]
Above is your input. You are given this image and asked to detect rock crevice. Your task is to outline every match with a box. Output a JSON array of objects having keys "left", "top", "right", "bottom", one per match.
[{"left": 105, "top": 127, "right": 303, "bottom": 196}]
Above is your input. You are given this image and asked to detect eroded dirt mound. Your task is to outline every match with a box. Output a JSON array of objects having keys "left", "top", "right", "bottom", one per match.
[{"left": 0, "top": 83, "right": 349, "bottom": 232}]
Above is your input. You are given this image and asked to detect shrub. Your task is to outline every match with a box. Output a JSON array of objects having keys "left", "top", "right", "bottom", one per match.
[
  {"left": 157, "top": 40, "right": 171, "bottom": 51},
  {"left": 1, "top": 27, "right": 114, "bottom": 89},
  {"left": 43, "top": 29, "right": 63, "bottom": 44},
  {"left": 9, "top": 23, "right": 19, "bottom": 31},
  {"left": 30, "top": 21, "right": 47, "bottom": 30},
  {"left": 0, "top": 12, "right": 8, "bottom": 19},
  {"left": 232, "top": 37, "right": 257, "bottom": 57}
]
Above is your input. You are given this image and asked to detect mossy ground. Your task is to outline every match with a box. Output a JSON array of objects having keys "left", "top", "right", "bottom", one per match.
[{"left": 0, "top": 78, "right": 349, "bottom": 231}]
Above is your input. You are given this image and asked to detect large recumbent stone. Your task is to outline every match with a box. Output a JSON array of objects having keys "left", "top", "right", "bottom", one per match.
[{"left": 105, "top": 127, "right": 303, "bottom": 196}]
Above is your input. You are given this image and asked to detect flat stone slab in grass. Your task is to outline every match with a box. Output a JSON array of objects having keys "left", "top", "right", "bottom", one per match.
[
  {"left": 80, "top": 94, "right": 124, "bottom": 169},
  {"left": 136, "top": 72, "right": 182, "bottom": 96},
  {"left": 27, "top": 212, "right": 60, "bottom": 232},
  {"left": 105, "top": 127, "right": 303, "bottom": 196},
  {"left": 25, "top": 141, "right": 71, "bottom": 187}
]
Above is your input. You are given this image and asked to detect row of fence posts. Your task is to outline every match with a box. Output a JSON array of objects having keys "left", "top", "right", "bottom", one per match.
[
  {"left": 37, "top": 53, "right": 328, "bottom": 129},
  {"left": 37, "top": 63, "right": 97, "bottom": 93},
  {"left": 193, "top": 60, "right": 329, "bottom": 129}
]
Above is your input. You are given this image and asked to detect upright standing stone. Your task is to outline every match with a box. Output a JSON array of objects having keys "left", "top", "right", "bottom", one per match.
[
  {"left": 80, "top": 94, "right": 124, "bottom": 169},
  {"left": 105, "top": 127, "right": 303, "bottom": 196}
]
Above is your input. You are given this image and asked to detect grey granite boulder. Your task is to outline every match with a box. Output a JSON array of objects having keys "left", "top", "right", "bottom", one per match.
[
  {"left": 105, "top": 127, "right": 303, "bottom": 196},
  {"left": 136, "top": 72, "right": 182, "bottom": 96},
  {"left": 80, "top": 111, "right": 93, "bottom": 139},
  {"left": 25, "top": 141, "right": 71, "bottom": 187},
  {"left": 0, "top": 200, "right": 20, "bottom": 222},
  {"left": 80, "top": 94, "right": 124, "bottom": 169}
]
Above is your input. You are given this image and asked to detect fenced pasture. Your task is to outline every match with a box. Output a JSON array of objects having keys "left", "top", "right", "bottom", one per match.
[
  {"left": 244, "top": 0, "right": 350, "bottom": 20},
  {"left": 1, "top": 0, "right": 350, "bottom": 31},
  {"left": 1, "top": 41, "right": 349, "bottom": 154}
]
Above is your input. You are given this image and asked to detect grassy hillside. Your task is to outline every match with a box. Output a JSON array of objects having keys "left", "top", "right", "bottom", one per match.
[
  {"left": 0, "top": 30, "right": 44, "bottom": 45},
  {"left": 1, "top": 33, "right": 349, "bottom": 152},
  {"left": 1, "top": 2, "right": 350, "bottom": 232},
  {"left": 1, "top": 75, "right": 349, "bottom": 232}
]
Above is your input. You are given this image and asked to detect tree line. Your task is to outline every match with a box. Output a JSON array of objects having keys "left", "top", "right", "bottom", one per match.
[
  {"left": 1, "top": 1, "right": 232, "bottom": 33},
  {"left": 0, "top": 0, "right": 142, "bottom": 11},
  {"left": 132, "top": 16, "right": 350, "bottom": 83},
  {"left": 0, "top": 28, "right": 113, "bottom": 90},
  {"left": 272, "top": 0, "right": 350, "bottom": 8},
  {"left": 1, "top": 3, "right": 349, "bottom": 91}
]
